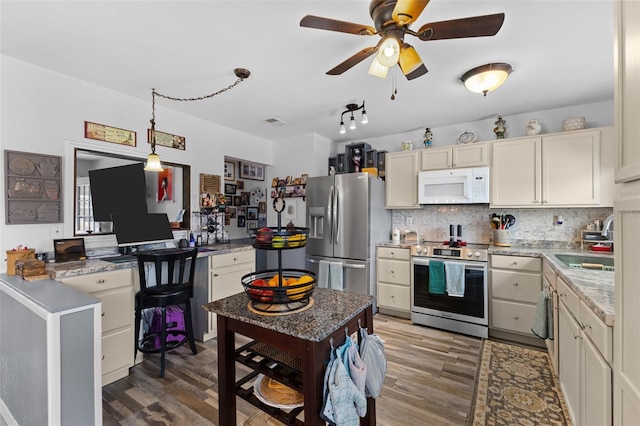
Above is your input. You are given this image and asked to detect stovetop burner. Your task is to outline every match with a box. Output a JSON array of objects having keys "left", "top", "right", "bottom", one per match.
[{"left": 411, "top": 241, "right": 489, "bottom": 262}]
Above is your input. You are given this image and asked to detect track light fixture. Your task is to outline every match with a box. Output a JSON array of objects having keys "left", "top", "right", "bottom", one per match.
[
  {"left": 145, "top": 68, "right": 251, "bottom": 171},
  {"left": 338, "top": 101, "right": 368, "bottom": 134}
]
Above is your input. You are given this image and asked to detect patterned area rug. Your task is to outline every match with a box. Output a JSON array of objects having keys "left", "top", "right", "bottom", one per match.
[{"left": 469, "top": 340, "right": 571, "bottom": 425}]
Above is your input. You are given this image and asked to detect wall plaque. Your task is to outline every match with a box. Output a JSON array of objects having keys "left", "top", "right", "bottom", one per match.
[{"left": 84, "top": 121, "right": 136, "bottom": 146}]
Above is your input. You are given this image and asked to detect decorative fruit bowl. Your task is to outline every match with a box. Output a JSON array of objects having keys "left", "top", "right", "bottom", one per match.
[
  {"left": 251, "top": 227, "right": 309, "bottom": 249},
  {"left": 241, "top": 269, "right": 316, "bottom": 305}
]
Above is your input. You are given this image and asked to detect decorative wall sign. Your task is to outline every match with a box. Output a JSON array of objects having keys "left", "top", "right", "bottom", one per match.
[
  {"left": 224, "top": 161, "right": 235, "bottom": 181},
  {"left": 5, "top": 150, "right": 62, "bottom": 224},
  {"left": 85, "top": 121, "right": 136, "bottom": 146},
  {"left": 147, "top": 129, "right": 186, "bottom": 150}
]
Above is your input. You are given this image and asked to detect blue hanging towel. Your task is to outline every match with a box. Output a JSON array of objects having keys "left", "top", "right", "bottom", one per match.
[{"left": 428, "top": 260, "right": 446, "bottom": 294}]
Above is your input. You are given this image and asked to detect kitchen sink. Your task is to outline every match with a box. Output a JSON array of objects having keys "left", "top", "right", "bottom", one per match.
[
  {"left": 552, "top": 253, "right": 614, "bottom": 271},
  {"left": 197, "top": 247, "right": 219, "bottom": 253}
]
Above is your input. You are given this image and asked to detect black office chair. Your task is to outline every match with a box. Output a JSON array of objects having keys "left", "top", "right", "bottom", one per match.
[{"left": 134, "top": 247, "right": 198, "bottom": 377}]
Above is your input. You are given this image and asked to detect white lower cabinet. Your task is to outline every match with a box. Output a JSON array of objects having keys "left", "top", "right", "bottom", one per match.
[
  {"left": 193, "top": 250, "right": 255, "bottom": 341},
  {"left": 489, "top": 255, "right": 542, "bottom": 344},
  {"left": 376, "top": 247, "right": 411, "bottom": 318},
  {"left": 558, "top": 277, "right": 612, "bottom": 426},
  {"left": 57, "top": 269, "right": 134, "bottom": 386}
]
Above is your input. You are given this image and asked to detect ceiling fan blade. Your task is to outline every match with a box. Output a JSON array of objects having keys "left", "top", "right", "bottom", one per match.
[
  {"left": 417, "top": 13, "right": 505, "bottom": 41},
  {"left": 398, "top": 45, "right": 428, "bottom": 80},
  {"left": 300, "top": 15, "right": 376, "bottom": 35},
  {"left": 392, "top": 0, "right": 430, "bottom": 26},
  {"left": 327, "top": 47, "right": 378, "bottom": 75}
]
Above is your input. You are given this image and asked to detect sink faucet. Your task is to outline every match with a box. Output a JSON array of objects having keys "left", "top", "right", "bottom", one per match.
[{"left": 601, "top": 214, "right": 614, "bottom": 237}]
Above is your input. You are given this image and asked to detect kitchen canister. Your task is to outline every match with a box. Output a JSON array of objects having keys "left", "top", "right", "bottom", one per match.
[
  {"left": 391, "top": 227, "right": 401, "bottom": 242},
  {"left": 562, "top": 117, "right": 585, "bottom": 131},
  {"left": 493, "top": 229, "right": 511, "bottom": 247}
]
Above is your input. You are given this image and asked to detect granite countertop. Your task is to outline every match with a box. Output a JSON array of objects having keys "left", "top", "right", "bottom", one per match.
[
  {"left": 377, "top": 240, "right": 415, "bottom": 249},
  {"left": 489, "top": 246, "right": 614, "bottom": 326},
  {"left": 204, "top": 287, "right": 374, "bottom": 342},
  {"left": 47, "top": 243, "right": 254, "bottom": 279}
]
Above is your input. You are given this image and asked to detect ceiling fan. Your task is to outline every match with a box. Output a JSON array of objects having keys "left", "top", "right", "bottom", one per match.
[{"left": 300, "top": 0, "right": 505, "bottom": 80}]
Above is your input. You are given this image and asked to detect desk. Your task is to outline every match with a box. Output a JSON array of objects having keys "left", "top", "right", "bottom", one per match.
[{"left": 205, "top": 287, "right": 376, "bottom": 425}]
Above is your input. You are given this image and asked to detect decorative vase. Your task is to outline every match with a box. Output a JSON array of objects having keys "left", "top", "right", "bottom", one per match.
[
  {"left": 401, "top": 141, "right": 413, "bottom": 151},
  {"left": 493, "top": 116, "right": 507, "bottom": 139},
  {"left": 526, "top": 118, "right": 542, "bottom": 136}
]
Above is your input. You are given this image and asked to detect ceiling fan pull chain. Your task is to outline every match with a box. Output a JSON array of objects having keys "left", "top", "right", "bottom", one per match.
[{"left": 390, "top": 72, "right": 397, "bottom": 100}]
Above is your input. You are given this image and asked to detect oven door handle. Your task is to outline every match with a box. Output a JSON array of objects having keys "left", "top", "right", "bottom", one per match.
[{"left": 412, "top": 259, "right": 486, "bottom": 271}]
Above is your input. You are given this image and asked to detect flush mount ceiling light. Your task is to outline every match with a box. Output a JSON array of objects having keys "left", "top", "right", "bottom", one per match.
[
  {"left": 338, "top": 101, "right": 368, "bottom": 134},
  {"left": 461, "top": 63, "right": 512, "bottom": 96},
  {"left": 145, "top": 68, "right": 251, "bottom": 171}
]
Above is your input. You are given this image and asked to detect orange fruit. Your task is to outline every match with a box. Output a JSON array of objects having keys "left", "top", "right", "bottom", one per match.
[
  {"left": 286, "top": 277, "right": 297, "bottom": 285},
  {"left": 268, "top": 274, "right": 282, "bottom": 287},
  {"left": 296, "top": 275, "right": 314, "bottom": 285}
]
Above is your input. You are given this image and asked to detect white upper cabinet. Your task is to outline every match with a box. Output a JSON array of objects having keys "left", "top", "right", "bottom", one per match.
[
  {"left": 615, "top": 0, "right": 640, "bottom": 183},
  {"left": 491, "top": 130, "right": 601, "bottom": 207},
  {"left": 421, "top": 143, "right": 489, "bottom": 170},
  {"left": 385, "top": 150, "right": 420, "bottom": 208}
]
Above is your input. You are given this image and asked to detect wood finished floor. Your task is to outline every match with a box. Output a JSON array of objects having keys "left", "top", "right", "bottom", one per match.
[{"left": 102, "top": 314, "right": 482, "bottom": 425}]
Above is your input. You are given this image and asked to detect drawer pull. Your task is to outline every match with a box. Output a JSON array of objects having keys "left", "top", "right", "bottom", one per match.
[
  {"left": 513, "top": 315, "right": 519, "bottom": 320},
  {"left": 390, "top": 270, "right": 395, "bottom": 274},
  {"left": 390, "top": 251, "right": 395, "bottom": 255},
  {"left": 512, "top": 261, "right": 518, "bottom": 266},
  {"left": 97, "top": 279, "right": 106, "bottom": 284},
  {"left": 513, "top": 282, "right": 519, "bottom": 286},
  {"left": 102, "top": 355, "right": 105, "bottom": 360},
  {"left": 582, "top": 323, "right": 592, "bottom": 329},
  {"left": 101, "top": 312, "right": 105, "bottom": 317},
  {"left": 213, "top": 273, "right": 219, "bottom": 277},
  {"left": 574, "top": 333, "right": 582, "bottom": 340},
  {"left": 233, "top": 257, "right": 238, "bottom": 261}
]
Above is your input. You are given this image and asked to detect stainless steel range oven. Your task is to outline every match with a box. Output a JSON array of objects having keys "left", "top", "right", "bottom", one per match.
[{"left": 411, "top": 243, "right": 489, "bottom": 338}]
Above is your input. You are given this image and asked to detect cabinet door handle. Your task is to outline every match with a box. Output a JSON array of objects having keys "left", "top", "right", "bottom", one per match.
[
  {"left": 101, "top": 312, "right": 105, "bottom": 317},
  {"left": 213, "top": 273, "right": 219, "bottom": 277},
  {"left": 559, "top": 292, "right": 566, "bottom": 298},
  {"left": 513, "top": 315, "right": 519, "bottom": 320},
  {"left": 233, "top": 257, "right": 238, "bottom": 262},
  {"left": 581, "top": 323, "right": 592, "bottom": 329},
  {"left": 574, "top": 333, "right": 582, "bottom": 340},
  {"left": 533, "top": 200, "right": 540, "bottom": 204},
  {"left": 511, "top": 261, "right": 518, "bottom": 266},
  {"left": 97, "top": 279, "right": 105, "bottom": 284},
  {"left": 513, "top": 282, "right": 519, "bottom": 286},
  {"left": 542, "top": 200, "right": 548, "bottom": 204}
]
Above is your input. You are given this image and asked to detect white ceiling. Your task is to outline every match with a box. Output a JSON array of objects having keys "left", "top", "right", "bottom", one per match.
[{"left": 1, "top": 1, "right": 614, "bottom": 144}]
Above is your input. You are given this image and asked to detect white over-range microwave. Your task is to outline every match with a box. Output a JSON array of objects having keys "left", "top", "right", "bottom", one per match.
[{"left": 418, "top": 166, "right": 490, "bottom": 204}]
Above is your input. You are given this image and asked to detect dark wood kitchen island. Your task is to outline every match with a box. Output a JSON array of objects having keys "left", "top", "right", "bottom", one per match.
[{"left": 204, "top": 287, "right": 376, "bottom": 425}]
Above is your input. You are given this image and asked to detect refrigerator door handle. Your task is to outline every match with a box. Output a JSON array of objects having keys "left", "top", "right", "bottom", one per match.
[
  {"left": 343, "top": 263, "right": 366, "bottom": 269},
  {"left": 335, "top": 184, "right": 340, "bottom": 244},
  {"left": 306, "top": 258, "right": 320, "bottom": 264},
  {"left": 328, "top": 185, "right": 334, "bottom": 243}
]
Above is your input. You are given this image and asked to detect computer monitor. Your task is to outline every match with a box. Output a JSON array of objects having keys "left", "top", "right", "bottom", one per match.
[
  {"left": 89, "top": 163, "right": 148, "bottom": 222},
  {"left": 110, "top": 213, "right": 175, "bottom": 247}
]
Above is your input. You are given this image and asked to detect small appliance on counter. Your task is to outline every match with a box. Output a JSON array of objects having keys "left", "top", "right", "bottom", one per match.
[{"left": 404, "top": 229, "right": 418, "bottom": 243}]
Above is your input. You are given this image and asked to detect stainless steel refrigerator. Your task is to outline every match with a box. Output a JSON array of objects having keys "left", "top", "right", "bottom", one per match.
[{"left": 305, "top": 173, "right": 390, "bottom": 302}]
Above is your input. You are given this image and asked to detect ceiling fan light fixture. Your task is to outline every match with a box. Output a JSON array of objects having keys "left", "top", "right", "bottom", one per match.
[
  {"left": 398, "top": 44, "right": 422, "bottom": 74},
  {"left": 368, "top": 57, "right": 389, "bottom": 79},
  {"left": 377, "top": 36, "right": 401, "bottom": 67},
  {"left": 461, "top": 63, "right": 512, "bottom": 96}
]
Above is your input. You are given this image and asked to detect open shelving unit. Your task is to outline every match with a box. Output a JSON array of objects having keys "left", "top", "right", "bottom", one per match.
[{"left": 580, "top": 230, "right": 613, "bottom": 251}]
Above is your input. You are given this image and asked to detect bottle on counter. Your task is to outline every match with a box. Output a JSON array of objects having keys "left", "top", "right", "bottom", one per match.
[{"left": 189, "top": 232, "right": 196, "bottom": 248}]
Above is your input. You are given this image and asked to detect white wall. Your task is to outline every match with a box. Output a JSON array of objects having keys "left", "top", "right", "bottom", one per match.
[{"left": 0, "top": 55, "right": 273, "bottom": 262}]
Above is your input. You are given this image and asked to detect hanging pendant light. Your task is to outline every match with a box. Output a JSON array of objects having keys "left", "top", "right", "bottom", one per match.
[
  {"left": 337, "top": 101, "right": 368, "bottom": 134},
  {"left": 144, "top": 90, "right": 164, "bottom": 172}
]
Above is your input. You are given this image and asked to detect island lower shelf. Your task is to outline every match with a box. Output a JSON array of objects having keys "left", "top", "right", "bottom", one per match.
[{"left": 235, "top": 340, "right": 305, "bottom": 425}]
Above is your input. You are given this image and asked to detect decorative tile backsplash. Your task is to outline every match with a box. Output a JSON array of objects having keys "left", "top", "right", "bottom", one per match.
[{"left": 392, "top": 206, "right": 613, "bottom": 247}]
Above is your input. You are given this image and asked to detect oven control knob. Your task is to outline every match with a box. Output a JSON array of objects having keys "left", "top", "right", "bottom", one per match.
[
  {"left": 474, "top": 251, "right": 481, "bottom": 258},
  {"left": 466, "top": 250, "right": 473, "bottom": 258},
  {"left": 415, "top": 247, "right": 422, "bottom": 254}
]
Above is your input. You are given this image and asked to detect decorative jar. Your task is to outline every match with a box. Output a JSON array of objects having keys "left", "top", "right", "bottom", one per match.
[
  {"left": 526, "top": 118, "right": 542, "bottom": 136},
  {"left": 401, "top": 141, "right": 413, "bottom": 151}
]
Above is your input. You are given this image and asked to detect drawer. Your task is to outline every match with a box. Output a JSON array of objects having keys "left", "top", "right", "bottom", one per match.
[
  {"left": 377, "top": 259, "right": 410, "bottom": 286},
  {"left": 557, "top": 277, "right": 580, "bottom": 318},
  {"left": 491, "top": 270, "right": 541, "bottom": 303},
  {"left": 542, "top": 261, "right": 556, "bottom": 290},
  {"left": 491, "top": 255, "right": 542, "bottom": 272},
  {"left": 491, "top": 300, "right": 538, "bottom": 335},
  {"left": 377, "top": 283, "right": 410, "bottom": 312},
  {"left": 579, "top": 300, "right": 613, "bottom": 363},
  {"left": 377, "top": 247, "right": 410, "bottom": 261},
  {"left": 102, "top": 328, "right": 133, "bottom": 376},
  {"left": 59, "top": 269, "right": 133, "bottom": 293},
  {"left": 99, "top": 287, "right": 133, "bottom": 334},
  {"left": 210, "top": 249, "right": 255, "bottom": 269}
]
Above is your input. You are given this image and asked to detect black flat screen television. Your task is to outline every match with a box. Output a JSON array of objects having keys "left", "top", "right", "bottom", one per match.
[
  {"left": 110, "top": 213, "right": 175, "bottom": 247},
  {"left": 88, "top": 163, "right": 148, "bottom": 222}
]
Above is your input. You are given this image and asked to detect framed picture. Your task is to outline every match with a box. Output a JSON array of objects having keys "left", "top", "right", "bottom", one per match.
[
  {"left": 224, "top": 161, "right": 235, "bottom": 181},
  {"left": 240, "top": 191, "right": 250, "bottom": 205},
  {"left": 224, "top": 215, "right": 230, "bottom": 226},
  {"left": 224, "top": 183, "right": 237, "bottom": 196},
  {"left": 237, "top": 215, "right": 246, "bottom": 227},
  {"left": 236, "top": 180, "right": 245, "bottom": 190},
  {"left": 240, "top": 162, "right": 265, "bottom": 181},
  {"left": 247, "top": 207, "right": 258, "bottom": 220},
  {"left": 271, "top": 177, "right": 279, "bottom": 188},
  {"left": 157, "top": 168, "right": 173, "bottom": 202},
  {"left": 258, "top": 217, "right": 267, "bottom": 227},
  {"left": 233, "top": 195, "right": 241, "bottom": 206},
  {"left": 239, "top": 206, "right": 247, "bottom": 215},
  {"left": 227, "top": 207, "right": 237, "bottom": 218},
  {"left": 247, "top": 221, "right": 258, "bottom": 231},
  {"left": 258, "top": 201, "right": 266, "bottom": 214}
]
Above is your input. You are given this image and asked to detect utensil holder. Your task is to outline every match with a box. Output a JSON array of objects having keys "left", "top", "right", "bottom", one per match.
[{"left": 493, "top": 230, "right": 511, "bottom": 247}]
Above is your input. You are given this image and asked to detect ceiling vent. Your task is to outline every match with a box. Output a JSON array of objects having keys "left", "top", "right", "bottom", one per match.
[{"left": 262, "top": 117, "right": 289, "bottom": 127}]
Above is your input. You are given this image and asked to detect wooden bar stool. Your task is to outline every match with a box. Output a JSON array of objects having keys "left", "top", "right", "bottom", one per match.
[{"left": 134, "top": 248, "right": 198, "bottom": 377}]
